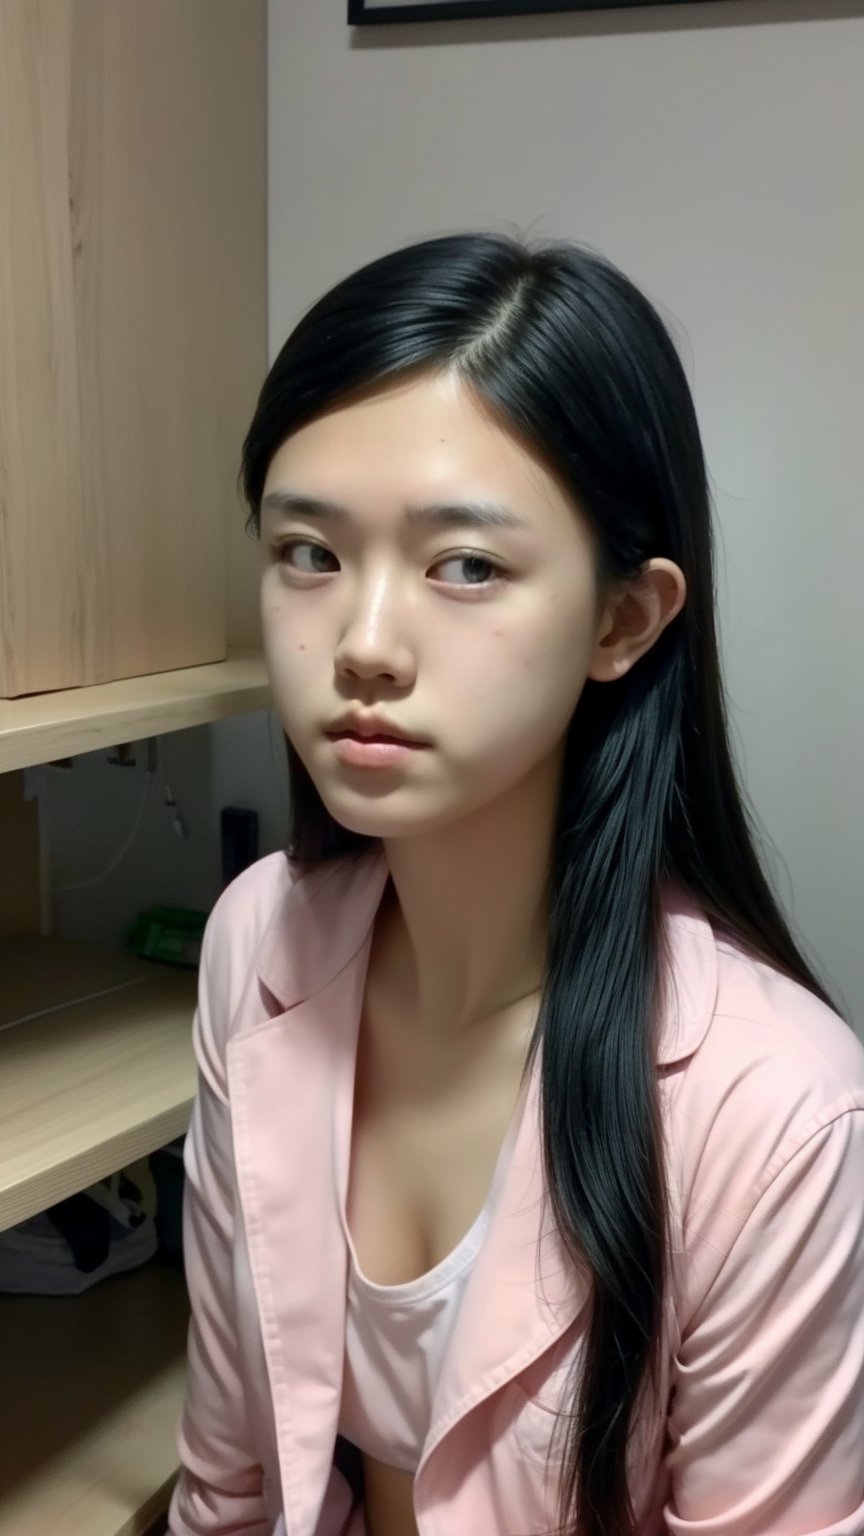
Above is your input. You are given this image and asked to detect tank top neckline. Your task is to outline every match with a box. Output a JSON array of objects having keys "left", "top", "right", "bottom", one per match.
[{"left": 340, "top": 1094, "right": 523, "bottom": 1307}]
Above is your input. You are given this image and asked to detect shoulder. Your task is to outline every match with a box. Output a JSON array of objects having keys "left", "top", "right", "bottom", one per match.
[
  {"left": 200, "top": 849, "right": 301, "bottom": 987},
  {"left": 667, "top": 933, "right": 864, "bottom": 1255},
  {"left": 204, "top": 849, "right": 301, "bottom": 945},
  {"left": 189, "top": 852, "right": 304, "bottom": 1078},
  {"left": 707, "top": 936, "right": 864, "bottom": 1134},
  {"left": 195, "top": 843, "right": 387, "bottom": 1053}
]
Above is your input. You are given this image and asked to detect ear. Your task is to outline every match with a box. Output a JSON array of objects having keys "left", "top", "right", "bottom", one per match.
[{"left": 587, "top": 559, "right": 687, "bottom": 683}]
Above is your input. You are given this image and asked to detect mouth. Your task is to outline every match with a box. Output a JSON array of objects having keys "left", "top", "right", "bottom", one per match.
[{"left": 329, "top": 730, "right": 424, "bottom": 746}]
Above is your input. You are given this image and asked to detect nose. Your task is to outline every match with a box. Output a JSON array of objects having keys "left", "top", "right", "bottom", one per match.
[{"left": 333, "top": 568, "right": 415, "bottom": 685}]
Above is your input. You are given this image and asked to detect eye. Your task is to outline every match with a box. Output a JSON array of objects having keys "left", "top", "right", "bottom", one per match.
[
  {"left": 268, "top": 540, "right": 506, "bottom": 590},
  {"left": 269, "top": 538, "right": 337, "bottom": 574},
  {"left": 431, "top": 553, "right": 506, "bottom": 589}
]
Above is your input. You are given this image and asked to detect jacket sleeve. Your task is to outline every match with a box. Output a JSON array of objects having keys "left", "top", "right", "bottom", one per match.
[
  {"left": 664, "top": 1108, "right": 864, "bottom": 1535},
  {"left": 167, "top": 902, "right": 270, "bottom": 1536}
]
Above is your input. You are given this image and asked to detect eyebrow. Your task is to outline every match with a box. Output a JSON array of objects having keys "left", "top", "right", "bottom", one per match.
[{"left": 259, "top": 489, "right": 531, "bottom": 533}]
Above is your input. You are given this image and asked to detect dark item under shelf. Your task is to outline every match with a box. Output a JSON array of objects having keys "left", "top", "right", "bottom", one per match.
[{"left": 151, "top": 1140, "right": 186, "bottom": 1268}]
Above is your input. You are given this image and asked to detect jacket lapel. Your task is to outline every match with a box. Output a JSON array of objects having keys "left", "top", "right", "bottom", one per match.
[
  {"left": 419, "top": 1054, "right": 587, "bottom": 1474},
  {"left": 227, "top": 848, "right": 389, "bottom": 1534}
]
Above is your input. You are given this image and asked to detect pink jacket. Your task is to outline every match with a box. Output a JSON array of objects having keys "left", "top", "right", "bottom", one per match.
[{"left": 168, "top": 844, "right": 864, "bottom": 1536}]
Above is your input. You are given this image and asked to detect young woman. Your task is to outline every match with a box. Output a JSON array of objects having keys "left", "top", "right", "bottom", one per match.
[{"left": 168, "top": 233, "right": 864, "bottom": 1536}]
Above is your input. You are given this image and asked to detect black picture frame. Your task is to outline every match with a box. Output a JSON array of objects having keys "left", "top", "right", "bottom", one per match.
[{"left": 350, "top": 0, "right": 727, "bottom": 21}]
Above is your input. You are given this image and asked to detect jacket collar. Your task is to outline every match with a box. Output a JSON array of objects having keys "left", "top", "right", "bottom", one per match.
[{"left": 254, "top": 844, "right": 718, "bottom": 1069}]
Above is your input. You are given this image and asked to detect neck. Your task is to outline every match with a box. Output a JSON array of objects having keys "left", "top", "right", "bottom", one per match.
[{"left": 378, "top": 746, "right": 562, "bottom": 1037}]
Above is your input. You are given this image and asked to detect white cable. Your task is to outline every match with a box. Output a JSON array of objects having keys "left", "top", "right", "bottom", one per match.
[{"left": 52, "top": 768, "right": 155, "bottom": 896}]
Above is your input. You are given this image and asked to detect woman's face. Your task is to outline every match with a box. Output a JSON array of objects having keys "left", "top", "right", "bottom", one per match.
[{"left": 258, "top": 370, "right": 614, "bottom": 840}]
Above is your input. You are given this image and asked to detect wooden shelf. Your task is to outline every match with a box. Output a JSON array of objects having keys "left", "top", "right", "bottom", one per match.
[
  {"left": 0, "top": 650, "right": 271, "bottom": 773},
  {"left": 0, "top": 936, "right": 198, "bottom": 1233},
  {"left": 0, "top": 1262, "right": 189, "bottom": 1536}
]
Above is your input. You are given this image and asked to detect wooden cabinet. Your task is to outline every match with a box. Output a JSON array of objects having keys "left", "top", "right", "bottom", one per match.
[
  {"left": 0, "top": 0, "right": 267, "bottom": 697},
  {"left": 0, "top": 647, "right": 271, "bottom": 1536},
  {"left": 0, "top": 2, "right": 268, "bottom": 1527}
]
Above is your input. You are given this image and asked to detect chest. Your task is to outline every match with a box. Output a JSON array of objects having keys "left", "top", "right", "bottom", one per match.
[{"left": 344, "top": 985, "right": 536, "bottom": 1288}]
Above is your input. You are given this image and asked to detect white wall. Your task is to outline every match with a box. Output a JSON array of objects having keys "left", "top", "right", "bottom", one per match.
[{"left": 265, "top": 0, "right": 864, "bottom": 1027}]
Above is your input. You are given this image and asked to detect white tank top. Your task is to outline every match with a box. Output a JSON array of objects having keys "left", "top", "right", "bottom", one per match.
[{"left": 337, "top": 1108, "right": 521, "bottom": 1472}]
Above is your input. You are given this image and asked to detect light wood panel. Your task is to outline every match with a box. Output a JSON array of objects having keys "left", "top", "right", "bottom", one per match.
[
  {"left": 0, "top": 648, "right": 271, "bottom": 774},
  {"left": 0, "top": 1263, "right": 189, "bottom": 1536},
  {"left": 0, "top": 937, "right": 198, "bottom": 1232},
  {"left": 0, "top": 0, "right": 267, "bottom": 697}
]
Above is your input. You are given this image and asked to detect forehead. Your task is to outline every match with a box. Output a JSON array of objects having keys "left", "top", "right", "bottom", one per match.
[{"left": 260, "top": 372, "right": 578, "bottom": 533}]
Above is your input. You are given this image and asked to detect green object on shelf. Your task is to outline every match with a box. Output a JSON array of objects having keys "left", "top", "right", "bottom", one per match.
[{"left": 123, "top": 906, "right": 208, "bottom": 968}]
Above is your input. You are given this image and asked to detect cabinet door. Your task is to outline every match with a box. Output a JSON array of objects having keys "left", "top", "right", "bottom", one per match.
[{"left": 0, "top": 0, "right": 266, "bottom": 697}]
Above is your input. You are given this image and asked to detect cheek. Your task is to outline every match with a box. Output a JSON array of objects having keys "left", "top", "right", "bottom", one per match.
[
  {"left": 260, "top": 628, "right": 317, "bottom": 727},
  {"left": 466, "top": 615, "right": 592, "bottom": 729},
  {"left": 261, "top": 588, "right": 314, "bottom": 662}
]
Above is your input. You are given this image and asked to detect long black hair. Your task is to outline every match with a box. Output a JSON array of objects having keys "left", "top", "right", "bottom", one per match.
[{"left": 240, "top": 232, "right": 846, "bottom": 1535}]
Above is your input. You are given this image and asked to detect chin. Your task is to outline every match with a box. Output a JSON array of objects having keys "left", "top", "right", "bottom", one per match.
[
  {"left": 322, "top": 806, "right": 418, "bottom": 840},
  {"left": 322, "top": 793, "right": 470, "bottom": 845}
]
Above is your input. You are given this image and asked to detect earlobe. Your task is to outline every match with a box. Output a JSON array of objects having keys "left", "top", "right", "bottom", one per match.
[{"left": 585, "top": 646, "right": 633, "bottom": 684}]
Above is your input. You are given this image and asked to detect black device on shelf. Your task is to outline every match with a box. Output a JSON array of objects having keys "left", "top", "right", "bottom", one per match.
[{"left": 220, "top": 806, "right": 260, "bottom": 891}]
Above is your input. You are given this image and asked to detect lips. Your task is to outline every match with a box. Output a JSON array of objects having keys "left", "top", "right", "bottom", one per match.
[
  {"left": 332, "top": 731, "right": 408, "bottom": 745},
  {"left": 326, "top": 718, "right": 427, "bottom": 745}
]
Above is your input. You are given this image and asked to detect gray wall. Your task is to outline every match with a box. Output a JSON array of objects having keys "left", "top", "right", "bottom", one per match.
[{"left": 265, "top": 0, "right": 863, "bottom": 1026}]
